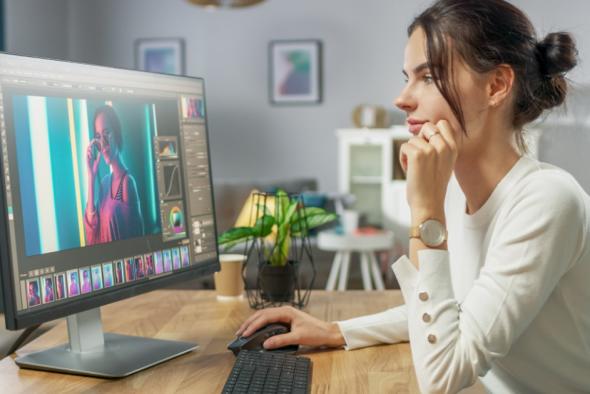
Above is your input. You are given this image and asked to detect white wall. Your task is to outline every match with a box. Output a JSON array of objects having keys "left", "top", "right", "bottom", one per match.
[
  {"left": 5, "top": 0, "right": 69, "bottom": 59},
  {"left": 6, "top": 0, "right": 590, "bottom": 192},
  {"left": 65, "top": 0, "right": 428, "bottom": 192}
]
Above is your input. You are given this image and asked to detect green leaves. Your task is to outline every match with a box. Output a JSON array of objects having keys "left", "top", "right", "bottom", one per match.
[
  {"left": 291, "top": 209, "right": 338, "bottom": 235},
  {"left": 217, "top": 226, "right": 254, "bottom": 251},
  {"left": 253, "top": 215, "right": 275, "bottom": 237},
  {"left": 217, "top": 215, "right": 275, "bottom": 251},
  {"left": 218, "top": 226, "right": 254, "bottom": 244},
  {"left": 216, "top": 189, "right": 337, "bottom": 265}
]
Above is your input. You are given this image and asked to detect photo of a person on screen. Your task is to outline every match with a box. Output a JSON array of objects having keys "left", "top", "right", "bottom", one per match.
[{"left": 84, "top": 105, "right": 145, "bottom": 245}]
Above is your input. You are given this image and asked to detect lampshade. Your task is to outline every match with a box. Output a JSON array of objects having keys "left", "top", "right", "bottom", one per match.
[{"left": 187, "top": 0, "right": 265, "bottom": 8}]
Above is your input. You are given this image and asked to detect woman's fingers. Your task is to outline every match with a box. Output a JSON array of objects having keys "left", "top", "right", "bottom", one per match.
[
  {"left": 238, "top": 307, "right": 294, "bottom": 337},
  {"left": 408, "top": 135, "right": 432, "bottom": 152},
  {"left": 419, "top": 122, "right": 439, "bottom": 141},
  {"left": 236, "top": 309, "right": 268, "bottom": 336},
  {"left": 399, "top": 142, "right": 409, "bottom": 173},
  {"left": 416, "top": 121, "right": 454, "bottom": 157},
  {"left": 399, "top": 140, "right": 421, "bottom": 172},
  {"left": 436, "top": 119, "right": 458, "bottom": 157},
  {"left": 264, "top": 332, "right": 299, "bottom": 349},
  {"left": 236, "top": 311, "right": 262, "bottom": 336}
]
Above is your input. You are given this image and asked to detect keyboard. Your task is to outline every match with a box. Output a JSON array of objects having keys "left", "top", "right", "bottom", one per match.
[{"left": 222, "top": 350, "right": 312, "bottom": 394}]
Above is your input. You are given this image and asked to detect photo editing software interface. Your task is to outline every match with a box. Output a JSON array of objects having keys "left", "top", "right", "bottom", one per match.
[{"left": 0, "top": 55, "right": 217, "bottom": 314}]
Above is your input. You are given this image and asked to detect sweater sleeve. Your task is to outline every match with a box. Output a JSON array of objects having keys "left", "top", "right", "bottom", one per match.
[
  {"left": 392, "top": 175, "right": 585, "bottom": 393},
  {"left": 336, "top": 304, "right": 409, "bottom": 350}
]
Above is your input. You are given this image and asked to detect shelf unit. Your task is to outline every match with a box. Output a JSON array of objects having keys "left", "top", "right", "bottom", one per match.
[
  {"left": 336, "top": 126, "right": 543, "bottom": 256},
  {"left": 336, "top": 127, "right": 412, "bottom": 246}
]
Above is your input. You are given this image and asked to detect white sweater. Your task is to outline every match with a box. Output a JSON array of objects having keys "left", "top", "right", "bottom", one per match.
[{"left": 336, "top": 157, "right": 590, "bottom": 393}]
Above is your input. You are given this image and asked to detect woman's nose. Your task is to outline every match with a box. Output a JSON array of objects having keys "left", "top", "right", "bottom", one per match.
[{"left": 394, "top": 86, "right": 416, "bottom": 113}]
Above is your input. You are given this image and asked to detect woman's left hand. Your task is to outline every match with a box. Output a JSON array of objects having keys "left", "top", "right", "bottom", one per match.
[{"left": 399, "top": 120, "right": 459, "bottom": 223}]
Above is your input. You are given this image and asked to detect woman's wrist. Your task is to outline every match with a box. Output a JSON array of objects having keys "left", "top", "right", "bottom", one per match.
[
  {"left": 326, "top": 322, "right": 346, "bottom": 348},
  {"left": 410, "top": 206, "right": 446, "bottom": 227}
]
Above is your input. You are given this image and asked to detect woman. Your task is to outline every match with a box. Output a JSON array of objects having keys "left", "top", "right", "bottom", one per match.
[
  {"left": 68, "top": 271, "right": 79, "bottom": 297},
  {"left": 43, "top": 277, "right": 54, "bottom": 303},
  {"left": 236, "top": 1, "right": 590, "bottom": 392},
  {"left": 84, "top": 105, "right": 144, "bottom": 245}
]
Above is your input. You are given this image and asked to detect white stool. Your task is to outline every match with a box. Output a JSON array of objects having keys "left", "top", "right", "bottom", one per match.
[{"left": 317, "top": 230, "right": 394, "bottom": 291}]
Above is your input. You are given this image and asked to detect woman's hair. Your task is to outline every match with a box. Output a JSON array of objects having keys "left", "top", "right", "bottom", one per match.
[
  {"left": 409, "top": 0, "right": 578, "bottom": 152},
  {"left": 93, "top": 105, "right": 123, "bottom": 150}
]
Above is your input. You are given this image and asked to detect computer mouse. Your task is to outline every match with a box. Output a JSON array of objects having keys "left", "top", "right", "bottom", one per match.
[{"left": 228, "top": 323, "right": 299, "bottom": 356}]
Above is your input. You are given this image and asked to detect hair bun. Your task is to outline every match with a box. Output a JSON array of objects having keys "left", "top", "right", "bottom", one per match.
[{"left": 536, "top": 32, "right": 578, "bottom": 77}]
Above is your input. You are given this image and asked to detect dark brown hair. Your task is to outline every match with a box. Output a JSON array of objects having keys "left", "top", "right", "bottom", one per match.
[{"left": 409, "top": 0, "right": 578, "bottom": 152}]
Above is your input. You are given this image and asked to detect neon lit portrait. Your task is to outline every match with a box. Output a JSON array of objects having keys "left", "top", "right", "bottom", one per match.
[{"left": 84, "top": 106, "right": 145, "bottom": 245}]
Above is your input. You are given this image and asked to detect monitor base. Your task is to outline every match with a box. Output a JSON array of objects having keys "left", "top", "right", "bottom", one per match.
[
  {"left": 15, "top": 332, "right": 198, "bottom": 378},
  {"left": 15, "top": 308, "right": 198, "bottom": 378}
]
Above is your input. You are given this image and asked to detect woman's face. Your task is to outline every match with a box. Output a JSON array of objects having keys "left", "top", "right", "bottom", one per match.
[
  {"left": 395, "top": 27, "right": 491, "bottom": 156},
  {"left": 94, "top": 113, "right": 119, "bottom": 165}
]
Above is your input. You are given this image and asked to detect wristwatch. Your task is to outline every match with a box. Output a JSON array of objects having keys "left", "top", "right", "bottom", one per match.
[{"left": 409, "top": 219, "right": 447, "bottom": 247}]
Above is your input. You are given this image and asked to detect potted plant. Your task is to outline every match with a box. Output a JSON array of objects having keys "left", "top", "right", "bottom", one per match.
[{"left": 217, "top": 190, "right": 337, "bottom": 303}]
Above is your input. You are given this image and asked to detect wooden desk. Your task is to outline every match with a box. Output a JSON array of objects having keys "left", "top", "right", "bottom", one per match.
[{"left": 0, "top": 290, "right": 482, "bottom": 393}]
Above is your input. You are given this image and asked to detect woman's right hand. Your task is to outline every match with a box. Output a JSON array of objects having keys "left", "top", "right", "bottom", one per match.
[
  {"left": 86, "top": 140, "right": 100, "bottom": 179},
  {"left": 235, "top": 306, "right": 346, "bottom": 350}
]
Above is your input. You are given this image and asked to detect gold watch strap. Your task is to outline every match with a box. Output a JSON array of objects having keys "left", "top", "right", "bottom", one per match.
[{"left": 409, "top": 226, "right": 421, "bottom": 239}]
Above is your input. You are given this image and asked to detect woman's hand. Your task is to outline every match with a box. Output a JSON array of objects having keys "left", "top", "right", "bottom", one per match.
[
  {"left": 399, "top": 120, "right": 459, "bottom": 224},
  {"left": 236, "top": 306, "right": 345, "bottom": 349},
  {"left": 86, "top": 140, "right": 101, "bottom": 180}
]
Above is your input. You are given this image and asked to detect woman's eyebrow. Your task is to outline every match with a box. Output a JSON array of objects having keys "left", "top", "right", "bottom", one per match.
[{"left": 402, "top": 62, "right": 430, "bottom": 77}]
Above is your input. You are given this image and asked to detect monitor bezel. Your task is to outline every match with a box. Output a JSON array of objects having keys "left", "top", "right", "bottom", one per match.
[{"left": 0, "top": 52, "right": 221, "bottom": 330}]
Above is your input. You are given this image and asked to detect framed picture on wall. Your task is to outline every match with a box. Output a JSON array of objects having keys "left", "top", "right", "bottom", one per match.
[
  {"left": 269, "top": 40, "right": 322, "bottom": 105},
  {"left": 135, "top": 38, "right": 185, "bottom": 75}
]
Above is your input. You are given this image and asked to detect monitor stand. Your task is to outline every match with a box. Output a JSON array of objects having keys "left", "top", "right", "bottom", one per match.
[{"left": 15, "top": 307, "right": 198, "bottom": 378}]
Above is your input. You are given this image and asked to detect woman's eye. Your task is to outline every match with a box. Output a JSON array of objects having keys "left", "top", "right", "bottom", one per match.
[{"left": 423, "top": 75, "right": 434, "bottom": 84}]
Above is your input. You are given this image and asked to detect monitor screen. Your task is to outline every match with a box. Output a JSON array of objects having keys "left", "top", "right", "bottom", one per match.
[{"left": 0, "top": 54, "right": 219, "bottom": 329}]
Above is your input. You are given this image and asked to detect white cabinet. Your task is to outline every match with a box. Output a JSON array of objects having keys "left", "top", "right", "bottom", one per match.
[
  {"left": 336, "top": 127, "right": 412, "bottom": 252},
  {"left": 336, "top": 127, "right": 542, "bottom": 255}
]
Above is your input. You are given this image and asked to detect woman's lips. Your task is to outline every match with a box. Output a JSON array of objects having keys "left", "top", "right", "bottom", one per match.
[{"left": 408, "top": 122, "right": 425, "bottom": 135}]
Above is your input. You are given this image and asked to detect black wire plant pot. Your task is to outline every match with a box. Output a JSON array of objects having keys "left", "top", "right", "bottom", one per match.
[{"left": 241, "top": 191, "right": 317, "bottom": 309}]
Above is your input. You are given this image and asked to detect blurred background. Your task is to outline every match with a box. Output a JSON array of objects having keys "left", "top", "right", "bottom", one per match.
[{"left": 2, "top": 0, "right": 590, "bottom": 294}]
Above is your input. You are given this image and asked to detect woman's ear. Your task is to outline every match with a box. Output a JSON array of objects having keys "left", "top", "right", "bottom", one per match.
[{"left": 488, "top": 64, "right": 515, "bottom": 107}]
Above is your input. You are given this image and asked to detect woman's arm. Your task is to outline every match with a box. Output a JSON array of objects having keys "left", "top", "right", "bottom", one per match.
[
  {"left": 235, "top": 302, "right": 409, "bottom": 350},
  {"left": 84, "top": 141, "right": 101, "bottom": 244},
  {"left": 336, "top": 304, "right": 409, "bottom": 349},
  {"left": 393, "top": 174, "right": 585, "bottom": 393}
]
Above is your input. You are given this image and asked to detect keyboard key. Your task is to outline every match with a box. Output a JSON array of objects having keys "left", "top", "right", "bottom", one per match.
[{"left": 222, "top": 350, "right": 311, "bottom": 394}]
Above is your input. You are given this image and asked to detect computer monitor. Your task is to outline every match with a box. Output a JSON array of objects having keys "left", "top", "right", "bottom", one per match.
[{"left": 0, "top": 53, "right": 220, "bottom": 377}]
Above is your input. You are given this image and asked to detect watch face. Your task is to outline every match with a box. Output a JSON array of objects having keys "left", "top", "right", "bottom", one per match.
[{"left": 420, "top": 219, "right": 446, "bottom": 247}]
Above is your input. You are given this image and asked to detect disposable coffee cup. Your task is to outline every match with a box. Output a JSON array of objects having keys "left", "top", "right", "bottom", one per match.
[
  {"left": 214, "top": 254, "right": 246, "bottom": 301},
  {"left": 342, "top": 210, "right": 359, "bottom": 234}
]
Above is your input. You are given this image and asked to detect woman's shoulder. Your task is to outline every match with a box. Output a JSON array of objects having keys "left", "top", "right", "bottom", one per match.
[
  {"left": 520, "top": 160, "right": 583, "bottom": 195},
  {"left": 509, "top": 159, "right": 588, "bottom": 215},
  {"left": 121, "top": 172, "right": 139, "bottom": 199}
]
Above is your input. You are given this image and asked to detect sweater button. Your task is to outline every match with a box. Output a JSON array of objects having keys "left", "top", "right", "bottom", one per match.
[
  {"left": 427, "top": 334, "right": 437, "bottom": 344},
  {"left": 422, "top": 313, "right": 431, "bottom": 323},
  {"left": 418, "top": 291, "right": 429, "bottom": 301}
]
